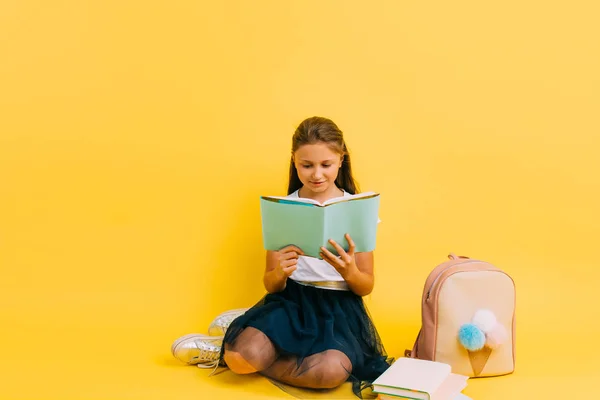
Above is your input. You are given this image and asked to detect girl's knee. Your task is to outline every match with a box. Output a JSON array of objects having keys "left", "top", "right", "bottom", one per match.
[
  {"left": 223, "top": 349, "right": 258, "bottom": 374},
  {"left": 224, "top": 328, "right": 277, "bottom": 373},
  {"left": 315, "top": 350, "right": 352, "bottom": 389}
]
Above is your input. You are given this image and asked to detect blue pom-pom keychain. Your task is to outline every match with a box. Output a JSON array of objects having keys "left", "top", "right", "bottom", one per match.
[{"left": 458, "top": 323, "right": 486, "bottom": 351}]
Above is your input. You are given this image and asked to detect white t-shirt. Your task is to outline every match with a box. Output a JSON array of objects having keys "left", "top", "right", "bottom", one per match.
[{"left": 286, "top": 189, "right": 380, "bottom": 287}]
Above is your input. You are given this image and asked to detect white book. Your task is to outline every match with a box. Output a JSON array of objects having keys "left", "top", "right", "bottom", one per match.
[{"left": 372, "top": 358, "right": 468, "bottom": 400}]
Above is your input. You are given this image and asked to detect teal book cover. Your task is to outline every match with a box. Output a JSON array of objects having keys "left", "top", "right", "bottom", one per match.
[{"left": 259, "top": 192, "right": 380, "bottom": 258}]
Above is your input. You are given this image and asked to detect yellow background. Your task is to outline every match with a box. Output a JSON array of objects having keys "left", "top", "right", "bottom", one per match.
[{"left": 1, "top": 1, "right": 599, "bottom": 398}]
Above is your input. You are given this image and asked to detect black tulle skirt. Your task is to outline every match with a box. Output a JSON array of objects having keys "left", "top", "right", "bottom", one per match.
[{"left": 220, "top": 279, "right": 393, "bottom": 398}]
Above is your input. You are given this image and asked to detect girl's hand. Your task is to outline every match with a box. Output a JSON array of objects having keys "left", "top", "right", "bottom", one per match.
[
  {"left": 319, "top": 233, "right": 359, "bottom": 279},
  {"left": 275, "top": 245, "right": 304, "bottom": 280}
]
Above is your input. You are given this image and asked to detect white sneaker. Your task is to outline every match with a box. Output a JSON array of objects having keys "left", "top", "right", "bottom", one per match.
[
  {"left": 208, "top": 308, "right": 249, "bottom": 336},
  {"left": 171, "top": 333, "right": 223, "bottom": 368}
]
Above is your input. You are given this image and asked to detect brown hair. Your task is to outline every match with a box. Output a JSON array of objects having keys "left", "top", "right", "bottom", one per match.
[{"left": 287, "top": 116, "right": 360, "bottom": 195}]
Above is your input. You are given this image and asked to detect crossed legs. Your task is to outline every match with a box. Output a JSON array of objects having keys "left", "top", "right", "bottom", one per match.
[{"left": 223, "top": 327, "right": 352, "bottom": 389}]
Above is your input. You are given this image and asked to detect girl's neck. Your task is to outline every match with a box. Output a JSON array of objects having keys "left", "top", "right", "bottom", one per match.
[{"left": 298, "top": 185, "right": 344, "bottom": 204}]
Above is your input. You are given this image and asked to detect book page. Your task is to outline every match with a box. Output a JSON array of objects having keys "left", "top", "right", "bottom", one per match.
[
  {"left": 261, "top": 191, "right": 379, "bottom": 207},
  {"left": 322, "top": 191, "right": 379, "bottom": 206},
  {"left": 261, "top": 196, "right": 322, "bottom": 206}
]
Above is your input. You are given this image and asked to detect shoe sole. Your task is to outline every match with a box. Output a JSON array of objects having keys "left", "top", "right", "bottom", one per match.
[{"left": 171, "top": 333, "right": 224, "bottom": 358}]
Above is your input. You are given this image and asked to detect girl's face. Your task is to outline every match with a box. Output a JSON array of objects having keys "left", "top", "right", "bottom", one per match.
[{"left": 293, "top": 142, "right": 343, "bottom": 195}]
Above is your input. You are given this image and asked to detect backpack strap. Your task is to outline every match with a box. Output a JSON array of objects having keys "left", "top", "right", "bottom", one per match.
[
  {"left": 404, "top": 328, "right": 421, "bottom": 358},
  {"left": 448, "top": 253, "right": 470, "bottom": 260},
  {"left": 405, "top": 254, "right": 470, "bottom": 359}
]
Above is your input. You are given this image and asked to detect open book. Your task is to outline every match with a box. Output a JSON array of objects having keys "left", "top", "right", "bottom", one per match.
[
  {"left": 372, "top": 357, "right": 468, "bottom": 400},
  {"left": 259, "top": 191, "right": 380, "bottom": 258}
]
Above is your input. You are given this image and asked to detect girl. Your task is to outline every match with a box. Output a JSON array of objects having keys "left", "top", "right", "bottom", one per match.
[{"left": 171, "top": 116, "right": 392, "bottom": 398}]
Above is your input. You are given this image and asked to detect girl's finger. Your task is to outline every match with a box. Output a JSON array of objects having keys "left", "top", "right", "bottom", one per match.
[
  {"left": 280, "top": 251, "right": 300, "bottom": 261},
  {"left": 328, "top": 239, "right": 348, "bottom": 259},
  {"left": 279, "top": 245, "right": 304, "bottom": 256},
  {"left": 320, "top": 247, "right": 344, "bottom": 269},
  {"left": 282, "top": 264, "right": 297, "bottom": 276},
  {"left": 319, "top": 252, "right": 337, "bottom": 269},
  {"left": 281, "top": 259, "right": 297, "bottom": 268},
  {"left": 345, "top": 233, "right": 356, "bottom": 255}
]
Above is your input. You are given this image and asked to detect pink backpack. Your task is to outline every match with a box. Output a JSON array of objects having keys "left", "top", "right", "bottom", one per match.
[{"left": 405, "top": 254, "right": 516, "bottom": 377}]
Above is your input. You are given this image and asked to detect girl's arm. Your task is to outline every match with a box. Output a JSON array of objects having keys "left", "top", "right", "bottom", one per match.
[{"left": 343, "top": 251, "right": 375, "bottom": 296}]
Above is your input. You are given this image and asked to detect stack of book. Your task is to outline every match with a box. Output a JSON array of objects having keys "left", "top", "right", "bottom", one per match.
[{"left": 372, "top": 357, "right": 470, "bottom": 400}]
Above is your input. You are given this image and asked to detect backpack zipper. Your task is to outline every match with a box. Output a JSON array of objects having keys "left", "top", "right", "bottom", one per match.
[{"left": 426, "top": 260, "right": 480, "bottom": 300}]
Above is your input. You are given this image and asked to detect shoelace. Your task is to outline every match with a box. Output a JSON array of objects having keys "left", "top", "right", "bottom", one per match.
[
  {"left": 201, "top": 359, "right": 224, "bottom": 376},
  {"left": 192, "top": 347, "right": 219, "bottom": 365},
  {"left": 192, "top": 343, "right": 224, "bottom": 376}
]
